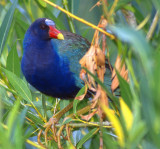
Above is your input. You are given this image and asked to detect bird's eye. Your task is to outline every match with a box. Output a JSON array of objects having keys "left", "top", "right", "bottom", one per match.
[{"left": 40, "top": 24, "right": 47, "bottom": 30}]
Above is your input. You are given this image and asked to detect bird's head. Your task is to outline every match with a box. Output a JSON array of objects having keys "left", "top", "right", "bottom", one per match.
[{"left": 29, "top": 18, "right": 64, "bottom": 40}]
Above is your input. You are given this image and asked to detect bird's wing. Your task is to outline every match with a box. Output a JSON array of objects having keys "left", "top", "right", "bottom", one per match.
[{"left": 51, "top": 30, "right": 90, "bottom": 88}]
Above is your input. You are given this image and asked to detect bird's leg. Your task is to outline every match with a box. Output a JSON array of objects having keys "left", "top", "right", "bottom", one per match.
[
  {"left": 57, "top": 104, "right": 92, "bottom": 149},
  {"left": 38, "top": 130, "right": 46, "bottom": 148},
  {"left": 57, "top": 125, "right": 65, "bottom": 149},
  {"left": 38, "top": 102, "right": 73, "bottom": 147},
  {"left": 66, "top": 124, "right": 75, "bottom": 149},
  {"left": 52, "top": 123, "right": 58, "bottom": 142}
]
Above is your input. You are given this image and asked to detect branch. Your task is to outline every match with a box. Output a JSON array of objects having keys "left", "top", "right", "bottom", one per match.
[{"left": 41, "top": 0, "right": 115, "bottom": 39}]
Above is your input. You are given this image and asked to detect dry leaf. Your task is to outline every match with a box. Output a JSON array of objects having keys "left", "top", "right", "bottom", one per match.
[
  {"left": 79, "top": 18, "right": 110, "bottom": 118},
  {"left": 112, "top": 55, "right": 121, "bottom": 79},
  {"left": 80, "top": 109, "right": 97, "bottom": 121},
  {"left": 111, "top": 55, "right": 129, "bottom": 92},
  {"left": 79, "top": 45, "right": 97, "bottom": 88},
  {"left": 75, "top": 84, "right": 88, "bottom": 101}
]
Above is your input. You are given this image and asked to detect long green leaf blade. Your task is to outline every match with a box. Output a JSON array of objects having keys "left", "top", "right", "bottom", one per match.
[
  {"left": 77, "top": 128, "right": 99, "bottom": 149},
  {"left": 6, "top": 42, "right": 21, "bottom": 77},
  {"left": 7, "top": 99, "right": 20, "bottom": 137},
  {"left": 1, "top": 67, "right": 32, "bottom": 103},
  {"left": 0, "top": 0, "right": 17, "bottom": 56}
]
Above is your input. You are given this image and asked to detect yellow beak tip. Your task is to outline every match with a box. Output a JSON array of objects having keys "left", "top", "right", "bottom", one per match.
[{"left": 57, "top": 33, "right": 64, "bottom": 40}]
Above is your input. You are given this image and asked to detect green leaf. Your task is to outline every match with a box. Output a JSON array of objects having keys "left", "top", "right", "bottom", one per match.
[
  {"left": 109, "top": 26, "right": 152, "bottom": 80},
  {"left": 152, "top": 0, "right": 160, "bottom": 10},
  {"left": 26, "top": 111, "right": 43, "bottom": 125},
  {"left": 14, "top": 122, "right": 23, "bottom": 149},
  {"left": 120, "top": 98, "right": 133, "bottom": 131},
  {"left": 0, "top": 126, "right": 13, "bottom": 149},
  {"left": 6, "top": 42, "right": 21, "bottom": 77},
  {"left": 15, "top": 10, "right": 29, "bottom": 31},
  {"left": 116, "top": 71, "right": 132, "bottom": 109},
  {"left": 129, "top": 121, "right": 147, "bottom": 148},
  {"left": 35, "top": 3, "right": 66, "bottom": 30},
  {"left": 37, "top": 0, "right": 47, "bottom": 7},
  {"left": 108, "top": 0, "right": 132, "bottom": 12},
  {"left": 7, "top": 99, "right": 20, "bottom": 138},
  {"left": 15, "top": 12, "right": 29, "bottom": 46},
  {"left": 73, "top": 86, "right": 85, "bottom": 114},
  {"left": 0, "top": 0, "right": 17, "bottom": 56},
  {"left": 0, "top": 86, "right": 12, "bottom": 108},
  {"left": 77, "top": 128, "right": 99, "bottom": 149},
  {"left": 102, "top": 105, "right": 124, "bottom": 147},
  {"left": 73, "top": 99, "right": 80, "bottom": 114},
  {"left": 103, "top": 129, "right": 118, "bottom": 149},
  {"left": 1, "top": 67, "right": 32, "bottom": 103},
  {"left": 42, "top": 94, "right": 47, "bottom": 118}
]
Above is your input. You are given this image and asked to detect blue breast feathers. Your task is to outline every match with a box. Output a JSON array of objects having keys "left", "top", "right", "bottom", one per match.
[{"left": 22, "top": 28, "right": 90, "bottom": 99}]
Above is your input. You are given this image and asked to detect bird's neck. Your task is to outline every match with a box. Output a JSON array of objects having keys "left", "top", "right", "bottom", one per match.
[
  {"left": 23, "top": 33, "right": 62, "bottom": 75},
  {"left": 24, "top": 33, "right": 59, "bottom": 58}
]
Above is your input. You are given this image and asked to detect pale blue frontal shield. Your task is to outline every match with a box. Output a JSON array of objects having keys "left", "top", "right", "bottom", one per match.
[{"left": 45, "top": 19, "right": 55, "bottom": 26}]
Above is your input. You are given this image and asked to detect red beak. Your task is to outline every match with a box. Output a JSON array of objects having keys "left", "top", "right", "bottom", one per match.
[{"left": 49, "top": 26, "right": 64, "bottom": 40}]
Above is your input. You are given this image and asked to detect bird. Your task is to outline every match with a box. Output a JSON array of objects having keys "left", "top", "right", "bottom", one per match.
[
  {"left": 21, "top": 18, "right": 112, "bottom": 147},
  {"left": 21, "top": 18, "right": 90, "bottom": 99}
]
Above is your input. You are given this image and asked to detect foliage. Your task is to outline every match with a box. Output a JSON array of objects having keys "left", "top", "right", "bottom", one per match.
[{"left": 0, "top": 0, "right": 160, "bottom": 149}]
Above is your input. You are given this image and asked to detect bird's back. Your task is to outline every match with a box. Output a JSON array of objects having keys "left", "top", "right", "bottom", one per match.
[{"left": 52, "top": 30, "right": 90, "bottom": 88}]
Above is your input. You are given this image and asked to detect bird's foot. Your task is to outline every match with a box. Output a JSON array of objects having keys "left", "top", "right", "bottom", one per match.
[
  {"left": 38, "top": 117, "right": 59, "bottom": 148},
  {"left": 38, "top": 102, "right": 74, "bottom": 148},
  {"left": 45, "top": 117, "right": 59, "bottom": 143},
  {"left": 38, "top": 117, "right": 75, "bottom": 149},
  {"left": 37, "top": 103, "right": 92, "bottom": 149},
  {"left": 57, "top": 118, "right": 76, "bottom": 149}
]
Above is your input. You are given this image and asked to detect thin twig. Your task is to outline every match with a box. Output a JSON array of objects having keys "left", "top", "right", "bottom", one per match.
[
  {"left": 41, "top": 0, "right": 115, "bottom": 39},
  {"left": 54, "top": 121, "right": 111, "bottom": 128}
]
